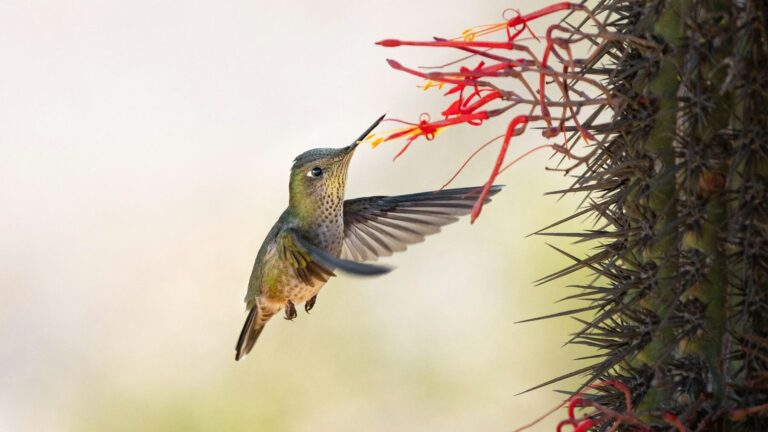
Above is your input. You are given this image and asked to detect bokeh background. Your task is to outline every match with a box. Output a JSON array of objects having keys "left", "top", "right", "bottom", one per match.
[{"left": 0, "top": 1, "right": 596, "bottom": 431}]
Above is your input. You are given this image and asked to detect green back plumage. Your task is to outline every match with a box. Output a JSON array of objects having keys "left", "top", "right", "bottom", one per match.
[{"left": 245, "top": 210, "right": 290, "bottom": 308}]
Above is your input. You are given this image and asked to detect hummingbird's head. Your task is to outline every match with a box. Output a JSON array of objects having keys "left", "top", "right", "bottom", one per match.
[{"left": 288, "top": 114, "right": 385, "bottom": 215}]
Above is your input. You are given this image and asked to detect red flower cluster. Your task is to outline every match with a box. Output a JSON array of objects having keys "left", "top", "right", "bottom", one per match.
[
  {"left": 375, "top": 2, "right": 618, "bottom": 222},
  {"left": 516, "top": 380, "right": 686, "bottom": 432}
]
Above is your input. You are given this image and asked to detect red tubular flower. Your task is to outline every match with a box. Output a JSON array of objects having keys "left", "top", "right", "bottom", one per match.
[
  {"left": 509, "top": 2, "right": 579, "bottom": 25},
  {"left": 471, "top": 114, "right": 529, "bottom": 222},
  {"left": 378, "top": 39, "right": 519, "bottom": 50},
  {"left": 568, "top": 396, "right": 584, "bottom": 420},
  {"left": 662, "top": 413, "right": 686, "bottom": 432},
  {"left": 556, "top": 419, "right": 578, "bottom": 432},
  {"left": 573, "top": 419, "right": 595, "bottom": 432}
]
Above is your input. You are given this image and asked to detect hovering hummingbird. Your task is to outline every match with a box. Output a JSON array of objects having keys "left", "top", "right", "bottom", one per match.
[{"left": 235, "top": 115, "right": 502, "bottom": 360}]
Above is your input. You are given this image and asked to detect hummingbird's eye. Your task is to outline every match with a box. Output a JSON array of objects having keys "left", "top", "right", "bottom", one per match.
[{"left": 308, "top": 166, "right": 323, "bottom": 178}]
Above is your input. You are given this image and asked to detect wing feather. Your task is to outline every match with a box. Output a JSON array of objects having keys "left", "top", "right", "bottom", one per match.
[
  {"left": 341, "top": 185, "right": 503, "bottom": 262},
  {"left": 284, "top": 230, "right": 391, "bottom": 277}
]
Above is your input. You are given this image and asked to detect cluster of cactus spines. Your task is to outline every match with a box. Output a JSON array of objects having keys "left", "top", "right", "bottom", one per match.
[{"left": 534, "top": 0, "right": 768, "bottom": 429}]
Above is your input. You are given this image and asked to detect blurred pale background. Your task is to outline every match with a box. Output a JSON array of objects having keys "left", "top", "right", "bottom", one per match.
[{"left": 0, "top": 1, "right": 595, "bottom": 431}]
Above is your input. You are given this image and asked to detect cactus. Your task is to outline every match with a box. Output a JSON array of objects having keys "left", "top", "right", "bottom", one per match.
[
  {"left": 537, "top": 0, "right": 768, "bottom": 429},
  {"left": 377, "top": 0, "right": 768, "bottom": 429}
]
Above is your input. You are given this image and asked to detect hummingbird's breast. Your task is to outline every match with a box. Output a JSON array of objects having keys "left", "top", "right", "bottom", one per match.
[
  {"left": 310, "top": 195, "right": 345, "bottom": 256},
  {"left": 276, "top": 196, "right": 345, "bottom": 305}
]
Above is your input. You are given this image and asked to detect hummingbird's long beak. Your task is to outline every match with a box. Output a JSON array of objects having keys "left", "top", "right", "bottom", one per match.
[{"left": 346, "top": 113, "right": 386, "bottom": 153}]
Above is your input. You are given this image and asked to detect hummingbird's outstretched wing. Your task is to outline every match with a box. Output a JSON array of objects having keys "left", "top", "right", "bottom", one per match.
[
  {"left": 280, "top": 230, "right": 391, "bottom": 284},
  {"left": 341, "top": 185, "right": 503, "bottom": 262}
]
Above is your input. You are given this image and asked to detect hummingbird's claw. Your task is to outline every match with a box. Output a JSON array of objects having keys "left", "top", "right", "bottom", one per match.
[
  {"left": 284, "top": 300, "right": 298, "bottom": 320},
  {"left": 305, "top": 295, "right": 317, "bottom": 313}
]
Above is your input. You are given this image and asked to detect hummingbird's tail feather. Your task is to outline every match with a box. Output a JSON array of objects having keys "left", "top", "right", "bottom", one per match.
[{"left": 235, "top": 304, "right": 276, "bottom": 361}]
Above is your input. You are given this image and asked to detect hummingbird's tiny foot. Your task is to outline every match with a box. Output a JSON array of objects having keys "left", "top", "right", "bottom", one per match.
[
  {"left": 284, "top": 300, "right": 298, "bottom": 320},
  {"left": 305, "top": 295, "right": 317, "bottom": 313}
]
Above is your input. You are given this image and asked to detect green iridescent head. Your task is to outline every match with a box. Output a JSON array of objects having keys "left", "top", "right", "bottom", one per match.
[{"left": 288, "top": 115, "right": 385, "bottom": 214}]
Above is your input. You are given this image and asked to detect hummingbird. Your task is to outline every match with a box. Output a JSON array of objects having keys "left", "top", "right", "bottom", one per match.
[{"left": 235, "top": 114, "right": 502, "bottom": 360}]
